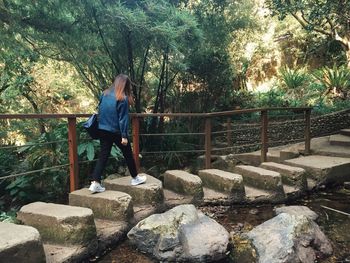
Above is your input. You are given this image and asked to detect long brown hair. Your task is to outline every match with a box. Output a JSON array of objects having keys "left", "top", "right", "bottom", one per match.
[{"left": 104, "top": 74, "right": 134, "bottom": 105}]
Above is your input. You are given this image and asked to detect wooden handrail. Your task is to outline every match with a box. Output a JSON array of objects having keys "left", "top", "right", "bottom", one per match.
[{"left": 0, "top": 106, "right": 312, "bottom": 191}]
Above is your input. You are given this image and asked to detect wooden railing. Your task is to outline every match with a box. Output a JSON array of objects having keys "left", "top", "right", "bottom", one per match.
[{"left": 0, "top": 107, "right": 312, "bottom": 192}]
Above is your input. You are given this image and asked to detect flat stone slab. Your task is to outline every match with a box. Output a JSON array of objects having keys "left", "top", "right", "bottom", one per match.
[
  {"left": 69, "top": 189, "right": 133, "bottom": 221},
  {"left": 164, "top": 189, "right": 194, "bottom": 207},
  {"left": 47, "top": 221, "right": 127, "bottom": 262},
  {"left": 310, "top": 136, "right": 350, "bottom": 158},
  {"left": 104, "top": 174, "right": 164, "bottom": 205},
  {"left": 234, "top": 165, "right": 284, "bottom": 193},
  {"left": 340, "top": 129, "right": 350, "bottom": 136},
  {"left": 282, "top": 185, "right": 303, "bottom": 200},
  {"left": 17, "top": 202, "right": 97, "bottom": 245},
  {"left": 244, "top": 186, "right": 284, "bottom": 203},
  {"left": 330, "top": 134, "right": 350, "bottom": 146},
  {"left": 232, "top": 150, "right": 280, "bottom": 166},
  {"left": 133, "top": 204, "right": 163, "bottom": 223},
  {"left": 163, "top": 170, "right": 204, "bottom": 201},
  {"left": 44, "top": 244, "right": 93, "bottom": 263},
  {"left": 284, "top": 155, "right": 350, "bottom": 184},
  {"left": 0, "top": 222, "right": 46, "bottom": 263},
  {"left": 260, "top": 162, "right": 307, "bottom": 190},
  {"left": 203, "top": 187, "right": 232, "bottom": 205},
  {"left": 95, "top": 219, "right": 129, "bottom": 253},
  {"left": 198, "top": 169, "right": 245, "bottom": 199}
]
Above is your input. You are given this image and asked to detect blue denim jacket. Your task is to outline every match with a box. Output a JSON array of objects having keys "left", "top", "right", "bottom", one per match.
[{"left": 98, "top": 92, "right": 129, "bottom": 138}]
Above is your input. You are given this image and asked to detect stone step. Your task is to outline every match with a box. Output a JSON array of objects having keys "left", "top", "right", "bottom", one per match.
[
  {"left": 340, "top": 129, "right": 350, "bottom": 136},
  {"left": 198, "top": 169, "right": 245, "bottom": 200},
  {"left": 310, "top": 136, "right": 350, "bottom": 158},
  {"left": 44, "top": 244, "right": 95, "bottom": 263},
  {"left": 69, "top": 189, "right": 133, "bottom": 221},
  {"left": 260, "top": 162, "right": 307, "bottom": 191},
  {"left": 203, "top": 187, "right": 232, "bottom": 205},
  {"left": 232, "top": 150, "right": 280, "bottom": 166},
  {"left": 163, "top": 170, "right": 204, "bottom": 201},
  {"left": 283, "top": 184, "right": 302, "bottom": 199},
  {"left": 284, "top": 155, "right": 350, "bottom": 185},
  {"left": 330, "top": 134, "right": 350, "bottom": 146},
  {"left": 164, "top": 189, "right": 194, "bottom": 207},
  {"left": 306, "top": 178, "right": 317, "bottom": 191},
  {"left": 164, "top": 187, "right": 247, "bottom": 206},
  {"left": 104, "top": 174, "right": 164, "bottom": 205},
  {"left": 244, "top": 185, "right": 282, "bottom": 203},
  {"left": 17, "top": 202, "right": 97, "bottom": 246},
  {"left": 234, "top": 165, "right": 284, "bottom": 193},
  {"left": 94, "top": 219, "right": 129, "bottom": 253},
  {"left": 0, "top": 222, "right": 46, "bottom": 263}
]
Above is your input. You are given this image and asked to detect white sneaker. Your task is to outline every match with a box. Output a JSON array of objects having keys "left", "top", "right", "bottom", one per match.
[
  {"left": 131, "top": 175, "right": 147, "bottom": 186},
  {"left": 89, "top": 181, "right": 105, "bottom": 193}
]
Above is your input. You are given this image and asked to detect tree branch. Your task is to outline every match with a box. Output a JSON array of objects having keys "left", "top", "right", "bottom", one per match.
[
  {"left": 291, "top": 12, "right": 332, "bottom": 36},
  {"left": 91, "top": 7, "right": 120, "bottom": 74}
]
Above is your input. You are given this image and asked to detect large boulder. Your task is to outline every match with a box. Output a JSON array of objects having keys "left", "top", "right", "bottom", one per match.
[
  {"left": 236, "top": 213, "right": 332, "bottom": 263},
  {"left": 127, "top": 204, "right": 229, "bottom": 262}
]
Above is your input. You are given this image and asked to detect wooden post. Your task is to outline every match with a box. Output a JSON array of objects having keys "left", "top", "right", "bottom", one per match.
[
  {"left": 205, "top": 118, "right": 212, "bottom": 169},
  {"left": 305, "top": 109, "right": 311, "bottom": 155},
  {"left": 68, "top": 117, "right": 79, "bottom": 192},
  {"left": 226, "top": 117, "right": 232, "bottom": 147},
  {"left": 260, "top": 110, "right": 268, "bottom": 163},
  {"left": 132, "top": 116, "right": 140, "bottom": 171}
]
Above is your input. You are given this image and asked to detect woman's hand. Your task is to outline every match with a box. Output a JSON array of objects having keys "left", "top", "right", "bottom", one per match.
[{"left": 121, "top": 137, "right": 128, "bottom": 146}]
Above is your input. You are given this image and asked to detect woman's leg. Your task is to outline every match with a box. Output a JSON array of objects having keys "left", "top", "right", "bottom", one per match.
[
  {"left": 114, "top": 134, "right": 138, "bottom": 178},
  {"left": 91, "top": 130, "right": 114, "bottom": 183}
]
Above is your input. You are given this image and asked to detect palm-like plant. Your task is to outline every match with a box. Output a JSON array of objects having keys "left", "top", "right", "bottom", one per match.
[
  {"left": 279, "top": 67, "right": 309, "bottom": 104},
  {"left": 313, "top": 65, "right": 350, "bottom": 99},
  {"left": 280, "top": 67, "right": 309, "bottom": 90}
]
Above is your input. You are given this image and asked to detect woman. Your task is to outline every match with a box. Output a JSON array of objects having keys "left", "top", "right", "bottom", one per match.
[{"left": 89, "top": 74, "right": 146, "bottom": 193}]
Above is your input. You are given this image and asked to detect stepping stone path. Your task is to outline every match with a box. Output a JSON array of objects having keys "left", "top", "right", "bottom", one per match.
[{"left": 8, "top": 127, "right": 350, "bottom": 262}]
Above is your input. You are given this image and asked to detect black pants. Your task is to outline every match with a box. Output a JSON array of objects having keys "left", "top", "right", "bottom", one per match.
[{"left": 90, "top": 129, "right": 138, "bottom": 183}]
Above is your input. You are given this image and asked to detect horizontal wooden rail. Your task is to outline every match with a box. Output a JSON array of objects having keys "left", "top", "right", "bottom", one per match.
[{"left": 0, "top": 113, "right": 91, "bottom": 119}]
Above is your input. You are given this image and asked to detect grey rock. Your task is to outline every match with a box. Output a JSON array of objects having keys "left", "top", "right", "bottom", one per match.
[
  {"left": 127, "top": 204, "right": 229, "bottom": 262},
  {"left": 245, "top": 213, "right": 332, "bottom": 263},
  {"left": 0, "top": 222, "right": 46, "bottom": 263},
  {"left": 274, "top": 205, "right": 319, "bottom": 221},
  {"left": 344, "top": 182, "right": 350, "bottom": 190}
]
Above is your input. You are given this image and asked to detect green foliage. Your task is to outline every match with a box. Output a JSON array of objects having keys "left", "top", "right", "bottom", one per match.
[
  {"left": 313, "top": 65, "right": 350, "bottom": 99},
  {"left": 1, "top": 122, "right": 70, "bottom": 207},
  {"left": 279, "top": 67, "right": 309, "bottom": 104},
  {"left": 256, "top": 89, "right": 288, "bottom": 108},
  {"left": 0, "top": 210, "right": 18, "bottom": 223},
  {"left": 279, "top": 67, "right": 308, "bottom": 90},
  {"left": 266, "top": 0, "right": 350, "bottom": 66}
]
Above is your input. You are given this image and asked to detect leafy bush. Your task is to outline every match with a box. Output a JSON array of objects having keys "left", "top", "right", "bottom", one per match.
[{"left": 313, "top": 65, "right": 350, "bottom": 99}]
